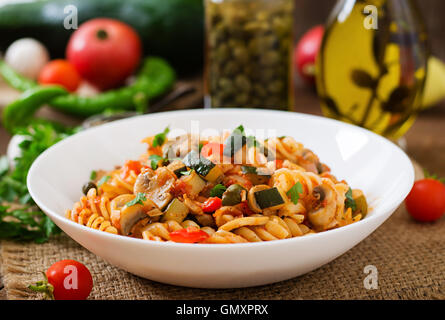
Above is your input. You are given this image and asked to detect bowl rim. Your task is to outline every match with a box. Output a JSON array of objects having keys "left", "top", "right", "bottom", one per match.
[{"left": 27, "top": 108, "right": 414, "bottom": 249}]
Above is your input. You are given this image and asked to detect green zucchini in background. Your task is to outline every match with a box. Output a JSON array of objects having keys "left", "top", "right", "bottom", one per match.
[{"left": 0, "top": 0, "right": 204, "bottom": 73}]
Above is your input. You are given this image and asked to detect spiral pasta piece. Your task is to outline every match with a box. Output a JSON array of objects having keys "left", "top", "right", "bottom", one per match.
[{"left": 65, "top": 188, "right": 118, "bottom": 234}]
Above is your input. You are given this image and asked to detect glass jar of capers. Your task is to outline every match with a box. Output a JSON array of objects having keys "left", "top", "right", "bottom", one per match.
[{"left": 204, "top": 0, "right": 294, "bottom": 110}]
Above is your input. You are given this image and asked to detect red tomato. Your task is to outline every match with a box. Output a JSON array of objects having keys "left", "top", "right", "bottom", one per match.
[
  {"left": 294, "top": 25, "right": 324, "bottom": 85},
  {"left": 405, "top": 178, "right": 445, "bottom": 222},
  {"left": 201, "top": 143, "right": 224, "bottom": 159},
  {"left": 46, "top": 260, "right": 93, "bottom": 300},
  {"left": 202, "top": 197, "right": 223, "bottom": 213},
  {"left": 170, "top": 227, "right": 209, "bottom": 243},
  {"left": 66, "top": 18, "right": 142, "bottom": 90},
  {"left": 121, "top": 160, "right": 142, "bottom": 179},
  {"left": 38, "top": 60, "right": 81, "bottom": 92}
]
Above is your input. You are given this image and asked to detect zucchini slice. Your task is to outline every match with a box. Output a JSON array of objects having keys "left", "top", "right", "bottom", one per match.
[
  {"left": 180, "top": 170, "right": 206, "bottom": 197},
  {"left": 162, "top": 198, "right": 190, "bottom": 223},
  {"left": 223, "top": 126, "right": 247, "bottom": 157},
  {"left": 167, "top": 160, "right": 187, "bottom": 178},
  {"left": 241, "top": 166, "right": 272, "bottom": 185},
  {"left": 254, "top": 187, "right": 285, "bottom": 209},
  {"left": 182, "top": 150, "right": 223, "bottom": 182}
]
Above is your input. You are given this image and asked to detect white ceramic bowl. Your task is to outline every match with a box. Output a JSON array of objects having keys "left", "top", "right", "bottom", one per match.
[{"left": 27, "top": 109, "right": 414, "bottom": 288}]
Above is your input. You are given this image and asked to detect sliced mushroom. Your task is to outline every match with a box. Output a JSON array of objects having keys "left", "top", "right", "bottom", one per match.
[
  {"left": 307, "top": 183, "right": 337, "bottom": 230},
  {"left": 134, "top": 169, "right": 155, "bottom": 194},
  {"left": 110, "top": 194, "right": 154, "bottom": 235},
  {"left": 134, "top": 167, "right": 176, "bottom": 210}
]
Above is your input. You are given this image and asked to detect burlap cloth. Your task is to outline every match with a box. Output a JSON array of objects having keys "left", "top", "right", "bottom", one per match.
[{"left": 0, "top": 164, "right": 444, "bottom": 300}]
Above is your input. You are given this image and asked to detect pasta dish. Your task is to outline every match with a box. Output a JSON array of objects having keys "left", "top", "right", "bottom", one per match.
[{"left": 66, "top": 125, "right": 368, "bottom": 244}]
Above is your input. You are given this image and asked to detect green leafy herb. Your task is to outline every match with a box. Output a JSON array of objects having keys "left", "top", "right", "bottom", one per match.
[
  {"left": 287, "top": 182, "right": 303, "bottom": 205},
  {"left": 152, "top": 126, "right": 170, "bottom": 147},
  {"left": 0, "top": 120, "right": 75, "bottom": 243},
  {"left": 235, "top": 125, "right": 245, "bottom": 134},
  {"left": 148, "top": 154, "right": 164, "bottom": 170},
  {"left": 345, "top": 187, "right": 357, "bottom": 211},
  {"left": 198, "top": 143, "right": 204, "bottom": 153},
  {"left": 125, "top": 193, "right": 147, "bottom": 207},
  {"left": 97, "top": 175, "right": 111, "bottom": 187},
  {"left": 90, "top": 170, "right": 97, "bottom": 180},
  {"left": 210, "top": 184, "right": 227, "bottom": 198}
]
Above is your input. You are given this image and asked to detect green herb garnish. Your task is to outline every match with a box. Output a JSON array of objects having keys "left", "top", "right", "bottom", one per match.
[
  {"left": 0, "top": 120, "right": 76, "bottom": 243},
  {"left": 287, "top": 182, "right": 303, "bottom": 205},
  {"left": 125, "top": 193, "right": 147, "bottom": 207},
  {"left": 210, "top": 184, "right": 227, "bottom": 198},
  {"left": 97, "top": 175, "right": 111, "bottom": 187},
  {"left": 152, "top": 126, "right": 170, "bottom": 147},
  {"left": 148, "top": 155, "right": 164, "bottom": 170},
  {"left": 90, "top": 170, "right": 97, "bottom": 180},
  {"left": 198, "top": 143, "right": 204, "bottom": 152},
  {"left": 345, "top": 187, "right": 357, "bottom": 211}
]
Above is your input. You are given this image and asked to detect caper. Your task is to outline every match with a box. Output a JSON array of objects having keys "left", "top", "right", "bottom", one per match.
[{"left": 82, "top": 181, "right": 97, "bottom": 195}]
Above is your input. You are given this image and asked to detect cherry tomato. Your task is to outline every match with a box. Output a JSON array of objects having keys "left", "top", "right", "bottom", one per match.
[
  {"left": 201, "top": 143, "right": 225, "bottom": 160},
  {"left": 169, "top": 227, "right": 209, "bottom": 243},
  {"left": 38, "top": 59, "right": 81, "bottom": 92},
  {"left": 121, "top": 160, "right": 142, "bottom": 179},
  {"left": 202, "top": 197, "right": 223, "bottom": 213},
  {"left": 405, "top": 178, "right": 445, "bottom": 222},
  {"left": 46, "top": 259, "right": 93, "bottom": 300},
  {"left": 294, "top": 25, "right": 324, "bottom": 85},
  {"left": 66, "top": 18, "right": 142, "bottom": 90}
]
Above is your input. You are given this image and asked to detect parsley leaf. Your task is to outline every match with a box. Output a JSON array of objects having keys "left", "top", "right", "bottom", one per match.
[
  {"left": 345, "top": 187, "right": 357, "bottom": 211},
  {"left": 148, "top": 155, "right": 164, "bottom": 170},
  {"left": 235, "top": 125, "right": 245, "bottom": 134},
  {"left": 97, "top": 175, "right": 111, "bottom": 187},
  {"left": 125, "top": 193, "right": 147, "bottom": 207},
  {"left": 287, "top": 182, "right": 303, "bottom": 204},
  {"left": 90, "top": 170, "right": 97, "bottom": 180},
  {"left": 210, "top": 184, "right": 227, "bottom": 198},
  {"left": 0, "top": 120, "right": 74, "bottom": 243},
  {"left": 152, "top": 126, "right": 170, "bottom": 147}
]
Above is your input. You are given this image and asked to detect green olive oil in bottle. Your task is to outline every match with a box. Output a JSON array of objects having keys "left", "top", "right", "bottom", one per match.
[{"left": 316, "top": 0, "right": 428, "bottom": 140}]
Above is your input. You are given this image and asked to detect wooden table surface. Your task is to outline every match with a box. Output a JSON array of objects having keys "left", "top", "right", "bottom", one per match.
[{"left": 0, "top": 77, "right": 444, "bottom": 299}]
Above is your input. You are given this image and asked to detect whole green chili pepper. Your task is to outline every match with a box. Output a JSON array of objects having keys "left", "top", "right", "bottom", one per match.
[
  {"left": 3, "top": 86, "right": 68, "bottom": 133},
  {"left": 0, "top": 57, "right": 175, "bottom": 117},
  {"left": 0, "top": 60, "right": 36, "bottom": 91}
]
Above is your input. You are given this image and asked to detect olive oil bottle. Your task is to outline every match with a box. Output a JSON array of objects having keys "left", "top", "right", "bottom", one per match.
[{"left": 316, "top": 0, "right": 428, "bottom": 140}]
